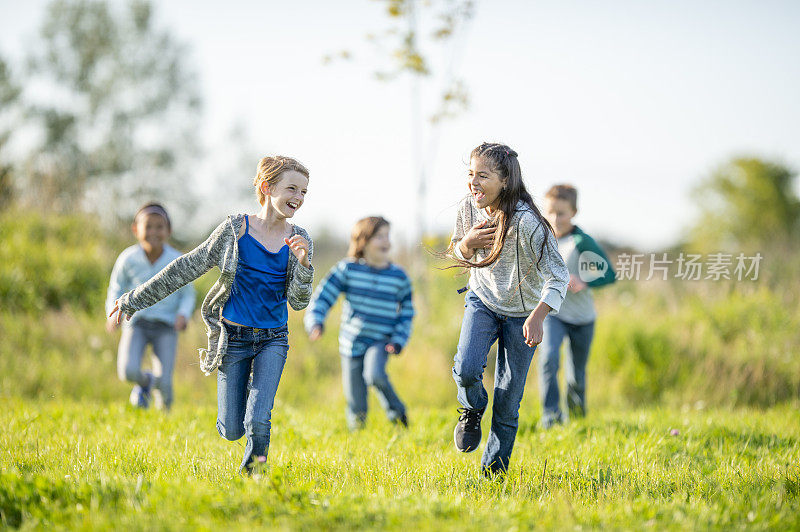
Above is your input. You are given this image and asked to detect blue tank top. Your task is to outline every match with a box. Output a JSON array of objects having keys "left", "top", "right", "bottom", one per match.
[{"left": 222, "top": 216, "right": 289, "bottom": 328}]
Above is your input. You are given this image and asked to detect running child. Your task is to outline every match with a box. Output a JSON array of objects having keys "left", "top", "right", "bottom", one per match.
[
  {"left": 538, "top": 184, "right": 615, "bottom": 428},
  {"left": 109, "top": 156, "right": 314, "bottom": 474},
  {"left": 105, "top": 202, "right": 195, "bottom": 410},
  {"left": 305, "top": 216, "right": 413, "bottom": 429},
  {"left": 448, "top": 142, "right": 569, "bottom": 476}
]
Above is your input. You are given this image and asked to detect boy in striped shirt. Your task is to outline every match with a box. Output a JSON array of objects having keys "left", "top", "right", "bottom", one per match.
[{"left": 305, "top": 217, "right": 414, "bottom": 429}]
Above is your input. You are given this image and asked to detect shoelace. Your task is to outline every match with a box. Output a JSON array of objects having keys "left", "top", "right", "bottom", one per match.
[{"left": 457, "top": 408, "right": 483, "bottom": 431}]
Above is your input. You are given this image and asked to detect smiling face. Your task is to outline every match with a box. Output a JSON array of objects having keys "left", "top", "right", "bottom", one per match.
[
  {"left": 133, "top": 213, "right": 170, "bottom": 254},
  {"left": 264, "top": 170, "right": 309, "bottom": 218},
  {"left": 543, "top": 197, "right": 576, "bottom": 238},
  {"left": 362, "top": 225, "right": 391, "bottom": 267},
  {"left": 468, "top": 156, "right": 506, "bottom": 211}
]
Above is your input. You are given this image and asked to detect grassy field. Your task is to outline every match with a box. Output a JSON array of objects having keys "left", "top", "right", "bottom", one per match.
[
  {"left": 2, "top": 211, "right": 799, "bottom": 529},
  {"left": 3, "top": 398, "right": 798, "bottom": 529}
]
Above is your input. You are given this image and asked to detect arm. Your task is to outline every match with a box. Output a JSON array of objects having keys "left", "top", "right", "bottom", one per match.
[
  {"left": 388, "top": 276, "right": 414, "bottom": 353},
  {"left": 527, "top": 219, "right": 569, "bottom": 314},
  {"left": 114, "top": 220, "right": 228, "bottom": 320},
  {"left": 450, "top": 203, "right": 494, "bottom": 262},
  {"left": 106, "top": 252, "right": 130, "bottom": 316},
  {"left": 174, "top": 280, "right": 196, "bottom": 330},
  {"left": 105, "top": 252, "right": 131, "bottom": 331},
  {"left": 450, "top": 203, "right": 469, "bottom": 260},
  {"left": 286, "top": 230, "right": 315, "bottom": 311},
  {"left": 523, "top": 301, "right": 553, "bottom": 347},
  {"left": 303, "top": 261, "right": 347, "bottom": 335},
  {"left": 574, "top": 231, "right": 616, "bottom": 288}
]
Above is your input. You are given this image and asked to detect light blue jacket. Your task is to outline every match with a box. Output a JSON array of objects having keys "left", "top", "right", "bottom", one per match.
[{"left": 106, "top": 243, "right": 196, "bottom": 326}]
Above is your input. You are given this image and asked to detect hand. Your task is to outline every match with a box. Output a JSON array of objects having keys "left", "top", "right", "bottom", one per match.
[
  {"left": 523, "top": 313, "right": 544, "bottom": 347},
  {"left": 461, "top": 220, "right": 496, "bottom": 251},
  {"left": 108, "top": 300, "right": 131, "bottom": 326},
  {"left": 284, "top": 235, "right": 310, "bottom": 268},
  {"left": 386, "top": 343, "right": 402, "bottom": 355},
  {"left": 174, "top": 315, "right": 188, "bottom": 331},
  {"left": 105, "top": 316, "right": 119, "bottom": 333},
  {"left": 308, "top": 326, "right": 323, "bottom": 341},
  {"left": 568, "top": 274, "right": 588, "bottom": 293}
]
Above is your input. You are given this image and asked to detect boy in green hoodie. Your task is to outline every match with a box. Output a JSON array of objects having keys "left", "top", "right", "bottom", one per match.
[{"left": 539, "top": 185, "right": 616, "bottom": 428}]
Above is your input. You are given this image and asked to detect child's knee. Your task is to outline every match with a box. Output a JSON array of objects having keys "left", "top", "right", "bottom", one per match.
[
  {"left": 120, "top": 365, "right": 141, "bottom": 383},
  {"left": 452, "top": 363, "right": 482, "bottom": 388},
  {"left": 216, "top": 419, "right": 244, "bottom": 441},
  {"left": 363, "top": 369, "right": 389, "bottom": 388}
]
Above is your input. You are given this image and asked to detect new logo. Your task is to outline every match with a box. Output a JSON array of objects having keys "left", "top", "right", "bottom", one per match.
[{"left": 577, "top": 251, "right": 609, "bottom": 283}]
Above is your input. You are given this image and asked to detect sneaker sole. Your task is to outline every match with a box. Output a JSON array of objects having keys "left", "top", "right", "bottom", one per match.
[{"left": 453, "top": 425, "right": 479, "bottom": 453}]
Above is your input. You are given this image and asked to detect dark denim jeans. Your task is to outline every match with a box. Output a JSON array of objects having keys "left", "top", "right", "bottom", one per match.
[
  {"left": 216, "top": 322, "right": 288, "bottom": 472},
  {"left": 340, "top": 342, "right": 406, "bottom": 429},
  {"left": 537, "top": 315, "right": 595, "bottom": 427},
  {"left": 452, "top": 291, "right": 537, "bottom": 474}
]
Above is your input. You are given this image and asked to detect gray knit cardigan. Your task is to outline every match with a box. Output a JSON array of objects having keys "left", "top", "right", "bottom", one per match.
[{"left": 116, "top": 214, "right": 314, "bottom": 374}]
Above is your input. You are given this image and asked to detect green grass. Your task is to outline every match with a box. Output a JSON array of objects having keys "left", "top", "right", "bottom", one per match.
[
  {"left": 3, "top": 398, "right": 798, "bottom": 530},
  {"left": 3, "top": 211, "right": 800, "bottom": 529}
]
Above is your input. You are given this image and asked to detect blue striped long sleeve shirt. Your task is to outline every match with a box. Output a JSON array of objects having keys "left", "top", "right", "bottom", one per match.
[{"left": 304, "top": 259, "right": 414, "bottom": 357}]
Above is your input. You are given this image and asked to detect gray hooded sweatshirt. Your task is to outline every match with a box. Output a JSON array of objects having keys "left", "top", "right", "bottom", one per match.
[{"left": 451, "top": 195, "right": 569, "bottom": 317}]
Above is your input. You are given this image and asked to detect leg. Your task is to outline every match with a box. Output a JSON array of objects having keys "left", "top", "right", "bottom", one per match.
[
  {"left": 481, "top": 314, "right": 536, "bottom": 475},
  {"left": 117, "top": 323, "right": 149, "bottom": 386},
  {"left": 117, "top": 323, "right": 153, "bottom": 407},
  {"left": 564, "top": 321, "right": 595, "bottom": 419},
  {"left": 240, "top": 331, "right": 289, "bottom": 472},
  {"left": 149, "top": 322, "right": 178, "bottom": 410},
  {"left": 537, "top": 315, "right": 568, "bottom": 428},
  {"left": 363, "top": 342, "right": 406, "bottom": 422},
  {"left": 452, "top": 292, "right": 500, "bottom": 412},
  {"left": 341, "top": 355, "right": 368, "bottom": 430},
  {"left": 216, "top": 328, "right": 251, "bottom": 444}
]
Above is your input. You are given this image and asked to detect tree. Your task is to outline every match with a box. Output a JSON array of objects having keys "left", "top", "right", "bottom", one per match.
[
  {"left": 19, "top": 0, "right": 202, "bottom": 227},
  {"left": 690, "top": 157, "right": 800, "bottom": 250},
  {"left": 326, "top": 0, "right": 475, "bottom": 244}
]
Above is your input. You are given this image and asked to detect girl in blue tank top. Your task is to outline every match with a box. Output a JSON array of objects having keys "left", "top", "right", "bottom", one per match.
[
  {"left": 215, "top": 156, "right": 313, "bottom": 474},
  {"left": 110, "top": 155, "right": 315, "bottom": 476}
]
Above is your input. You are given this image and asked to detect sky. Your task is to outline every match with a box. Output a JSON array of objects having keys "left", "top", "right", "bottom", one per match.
[{"left": 2, "top": 0, "right": 799, "bottom": 250}]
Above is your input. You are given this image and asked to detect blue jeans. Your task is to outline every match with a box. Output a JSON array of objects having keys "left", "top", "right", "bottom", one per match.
[
  {"left": 537, "top": 315, "right": 595, "bottom": 427},
  {"left": 452, "top": 291, "right": 537, "bottom": 474},
  {"left": 117, "top": 319, "right": 177, "bottom": 408},
  {"left": 216, "top": 322, "right": 288, "bottom": 472},
  {"left": 341, "top": 342, "right": 406, "bottom": 429}
]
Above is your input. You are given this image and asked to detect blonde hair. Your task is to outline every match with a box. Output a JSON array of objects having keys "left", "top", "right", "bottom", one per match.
[
  {"left": 348, "top": 216, "right": 390, "bottom": 259},
  {"left": 253, "top": 156, "right": 310, "bottom": 205}
]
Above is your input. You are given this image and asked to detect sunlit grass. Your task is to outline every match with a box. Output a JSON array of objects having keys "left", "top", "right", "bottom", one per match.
[{"left": 3, "top": 398, "right": 798, "bottom": 529}]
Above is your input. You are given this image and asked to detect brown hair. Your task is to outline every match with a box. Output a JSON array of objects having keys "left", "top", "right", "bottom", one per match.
[
  {"left": 253, "top": 155, "right": 310, "bottom": 205},
  {"left": 348, "top": 216, "right": 390, "bottom": 259},
  {"left": 545, "top": 184, "right": 578, "bottom": 212},
  {"left": 447, "top": 142, "right": 555, "bottom": 270}
]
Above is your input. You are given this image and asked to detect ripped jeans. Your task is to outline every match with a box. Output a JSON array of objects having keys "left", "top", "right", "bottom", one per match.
[{"left": 215, "top": 322, "right": 288, "bottom": 472}]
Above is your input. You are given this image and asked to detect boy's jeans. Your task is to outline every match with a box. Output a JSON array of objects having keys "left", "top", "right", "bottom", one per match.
[
  {"left": 341, "top": 342, "right": 406, "bottom": 429},
  {"left": 452, "top": 291, "right": 537, "bottom": 474},
  {"left": 117, "top": 319, "right": 177, "bottom": 408},
  {"left": 537, "top": 314, "right": 595, "bottom": 427},
  {"left": 216, "top": 322, "right": 288, "bottom": 472}
]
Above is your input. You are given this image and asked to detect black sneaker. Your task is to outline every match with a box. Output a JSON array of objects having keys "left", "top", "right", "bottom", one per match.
[
  {"left": 394, "top": 413, "right": 409, "bottom": 428},
  {"left": 454, "top": 408, "right": 484, "bottom": 453}
]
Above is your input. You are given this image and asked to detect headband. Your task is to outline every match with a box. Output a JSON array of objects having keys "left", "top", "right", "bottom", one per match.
[{"left": 135, "top": 204, "right": 171, "bottom": 228}]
